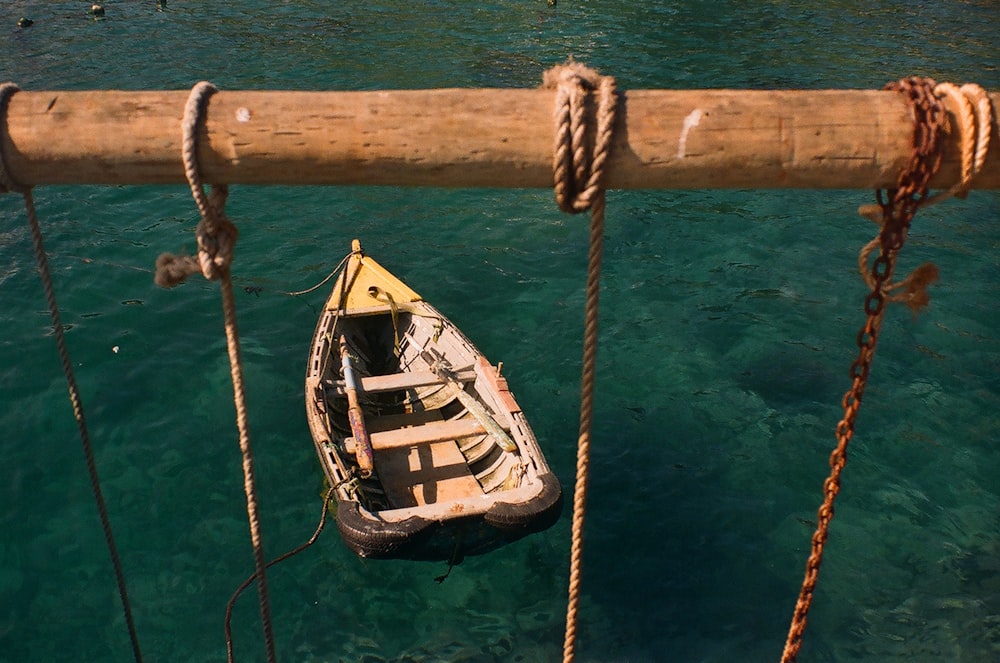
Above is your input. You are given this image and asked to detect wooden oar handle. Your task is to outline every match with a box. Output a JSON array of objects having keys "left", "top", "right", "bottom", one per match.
[{"left": 339, "top": 335, "right": 374, "bottom": 477}]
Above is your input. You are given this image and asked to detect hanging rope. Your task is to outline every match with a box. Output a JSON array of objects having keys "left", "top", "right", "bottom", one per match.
[
  {"left": 781, "top": 77, "right": 948, "bottom": 663},
  {"left": 0, "top": 82, "right": 145, "bottom": 663},
  {"left": 155, "top": 81, "right": 278, "bottom": 663},
  {"left": 542, "top": 62, "right": 618, "bottom": 663}
]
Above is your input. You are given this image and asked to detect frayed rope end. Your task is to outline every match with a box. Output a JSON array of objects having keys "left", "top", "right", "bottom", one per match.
[{"left": 154, "top": 252, "right": 200, "bottom": 288}]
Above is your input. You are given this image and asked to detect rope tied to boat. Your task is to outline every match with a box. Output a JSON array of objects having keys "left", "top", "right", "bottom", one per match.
[
  {"left": 0, "top": 81, "right": 146, "bottom": 663},
  {"left": 154, "top": 81, "right": 239, "bottom": 287},
  {"left": 543, "top": 61, "right": 618, "bottom": 663},
  {"left": 225, "top": 484, "right": 339, "bottom": 663},
  {"left": 781, "top": 76, "right": 948, "bottom": 663},
  {"left": 157, "top": 81, "right": 278, "bottom": 663}
]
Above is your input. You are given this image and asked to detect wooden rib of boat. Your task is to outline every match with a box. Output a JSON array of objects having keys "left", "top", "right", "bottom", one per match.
[{"left": 304, "top": 240, "right": 562, "bottom": 561}]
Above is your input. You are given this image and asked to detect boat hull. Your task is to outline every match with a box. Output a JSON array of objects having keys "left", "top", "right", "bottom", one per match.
[
  {"left": 305, "top": 244, "right": 561, "bottom": 561},
  {"left": 335, "top": 471, "right": 562, "bottom": 561}
]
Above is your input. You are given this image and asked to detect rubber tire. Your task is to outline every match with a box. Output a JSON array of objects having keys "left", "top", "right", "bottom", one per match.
[
  {"left": 484, "top": 472, "right": 563, "bottom": 532},
  {"left": 336, "top": 501, "right": 432, "bottom": 559}
]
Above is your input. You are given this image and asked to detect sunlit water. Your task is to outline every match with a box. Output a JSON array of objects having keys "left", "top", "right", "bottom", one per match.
[{"left": 2, "top": 1, "right": 998, "bottom": 661}]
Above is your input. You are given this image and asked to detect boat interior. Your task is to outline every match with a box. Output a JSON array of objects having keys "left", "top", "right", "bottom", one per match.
[{"left": 320, "top": 308, "right": 528, "bottom": 514}]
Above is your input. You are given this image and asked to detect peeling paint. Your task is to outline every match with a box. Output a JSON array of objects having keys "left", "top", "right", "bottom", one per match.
[{"left": 678, "top": 108, "right": 703, "bottom": 159}]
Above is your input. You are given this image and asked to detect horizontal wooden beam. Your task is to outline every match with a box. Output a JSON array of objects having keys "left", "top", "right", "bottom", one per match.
[{"left": 2, "top": 88, "right": 997, "bottom": 190}]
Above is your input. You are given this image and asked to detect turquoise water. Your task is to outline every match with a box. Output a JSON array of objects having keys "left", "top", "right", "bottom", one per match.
[{"left": 2, "top": 1, "right": 999, "bottom": 661}]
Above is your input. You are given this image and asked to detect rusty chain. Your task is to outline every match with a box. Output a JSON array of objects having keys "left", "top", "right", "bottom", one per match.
[{"left": 780, "top": 77, "right": 946, "bottom": 663}]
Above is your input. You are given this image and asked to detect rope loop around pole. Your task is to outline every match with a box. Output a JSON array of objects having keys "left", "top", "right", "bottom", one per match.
[
  {"left": 923, "top": 81, "right": 994, "bottom": 204},
  {"left": 183, "top": 81, "right": 238, "bottom": 281},
  {"left": 154, "top": 81, "right": 239, "bottom": 287},
  {"left": 0, "top": 82, "right": 28, "bottom": 195},
  {"left": 542, "top": 61, "right": 618, "bottom": 214}
]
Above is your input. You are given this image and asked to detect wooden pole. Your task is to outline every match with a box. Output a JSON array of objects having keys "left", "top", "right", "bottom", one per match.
[{"left": 2, "top": 88, "right": 997, "bottom": 190}]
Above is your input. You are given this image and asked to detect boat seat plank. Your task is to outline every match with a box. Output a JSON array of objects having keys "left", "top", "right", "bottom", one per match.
[
  {"left": 327, "top": 368, "right": 476, "bottom": 395},
  {"left": 367, "top": 408, "right": 444, "bottom": 434},
  {"left": 347, "top": 418, "right": 491, "bottom": 452},
  {"left": 361, "top": 371, "right": 446, "bottom": 393},
  {"left": 377, "top": 441, "right": 483, "bottom": 507}
]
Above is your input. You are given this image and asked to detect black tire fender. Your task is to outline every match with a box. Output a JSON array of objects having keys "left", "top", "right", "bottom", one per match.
[
  {"left": 484, "top": 472, "right": 563, "bottom": 532},
  {"left": 336, "top": 501, "right": 432, "bottom": 559}
]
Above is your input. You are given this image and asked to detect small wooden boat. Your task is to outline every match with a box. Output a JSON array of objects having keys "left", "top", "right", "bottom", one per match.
[{"left": 305, "top": 240, "right": 562, "bottom": 561}]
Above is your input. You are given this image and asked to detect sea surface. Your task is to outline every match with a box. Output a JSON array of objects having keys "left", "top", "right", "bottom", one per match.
[{"left": 2, "top": 1, "right": 998, "bottom": 661}]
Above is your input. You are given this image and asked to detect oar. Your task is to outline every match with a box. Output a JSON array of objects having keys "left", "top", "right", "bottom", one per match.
[
  {"left": 339, "top": 335, "right": 375, "bottom": 477},
  {"left": 450, "top": 385, "right": 518, "bottom": 454},
  {"left": 424, "top": 354, "right": 517, "bottom": 454}
]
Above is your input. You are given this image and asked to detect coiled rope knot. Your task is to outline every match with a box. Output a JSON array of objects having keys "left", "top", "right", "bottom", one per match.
[
  {"left": 155, "top": 81, "right": 239, "bottom": 287},
  {"left": 542, "top": 62, "right": 618, "bottom": 214},
  {"left": 858, "top": 80, "right": 993, "bottom": 224},
  {"left": 931, "top": 82, "right": 993, "bottom": 200}
]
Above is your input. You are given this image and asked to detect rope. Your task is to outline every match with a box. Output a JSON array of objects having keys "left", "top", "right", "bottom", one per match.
[
  {"left": 163, "top": 81, "right": 278, "bottom": 663},
  {"left": 225, "top": 485, "right": 337, "bottom": 663},
  {"left": 154, "top": 81, "right": 239, "bottom": 287},
  {"left": 781, "top": 77, "right": 947, "bottom": 663},
  {"left": 0, "top": 83, "right": 29, "bottom": 195},
  {"left": 914, "top": 82, "right": 994, "bottom": 207},
  {"left": 282, "top": 253, "right": 352, "bottom": 297},
  {"left": 543, "top": 61, "right": 618, "bottom": 213},
  {"left": 542, "top": 62, "right": 617, "bottom": 663},
  {"left": 0, "top": 82, "right": 145, "bottom": 663},
  {"left": 855, "top": 81, "right": 992, "bottom": 317}
]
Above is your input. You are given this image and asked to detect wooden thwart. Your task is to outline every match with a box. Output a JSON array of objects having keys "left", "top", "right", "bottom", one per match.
[
  {"left": 327, "top": 368, "right": 476, "bottom": 395},
  {"left": 366, "top": 408, "right": 445, "bottom": 434},
  {"left": 3, "top": 88, "right": 997, "bottom": 190},
  {"left": 347, "top": 418, "right": 490, "bottom": 452}
]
